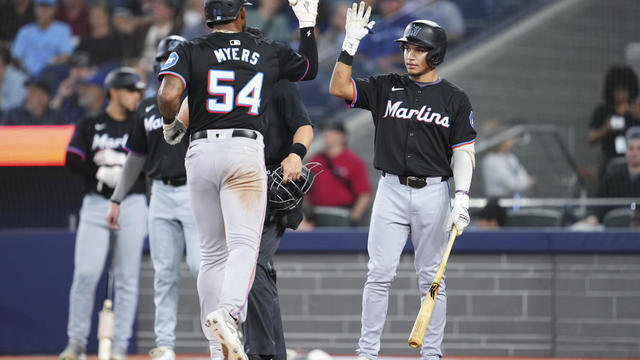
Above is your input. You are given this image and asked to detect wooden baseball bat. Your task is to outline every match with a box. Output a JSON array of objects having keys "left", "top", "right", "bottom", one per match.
[{"left": 408, "top": 226, "right": 458, "bottom": 349}]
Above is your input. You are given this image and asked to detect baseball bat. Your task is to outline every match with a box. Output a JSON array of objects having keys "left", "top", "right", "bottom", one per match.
[
  {"left": 408, "top": 226, "right": 458, "bottom": 349},
  {"left": 97, "top": 232, "right": 116, "bottom": 360}
]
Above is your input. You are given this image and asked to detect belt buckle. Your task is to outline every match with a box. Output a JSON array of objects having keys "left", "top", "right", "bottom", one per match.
[{"left": 406, "top": 176, "right": 426, "bottom": 189}]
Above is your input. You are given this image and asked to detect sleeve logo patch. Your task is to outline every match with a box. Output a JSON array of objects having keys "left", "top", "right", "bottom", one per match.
[
  {"left": 469, "top": 111, "right": 474, "bottom": 128},
  {"left": 161, "top": 52, "right": 179, "bottom": 70}
]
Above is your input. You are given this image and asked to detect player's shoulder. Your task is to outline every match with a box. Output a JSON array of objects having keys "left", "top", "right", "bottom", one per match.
[
  {"left": 76, "top": 111, "right": 106, "bottom": 132},
  {"left": 440, "top": 78, "right": 471, "bottom": 103}
]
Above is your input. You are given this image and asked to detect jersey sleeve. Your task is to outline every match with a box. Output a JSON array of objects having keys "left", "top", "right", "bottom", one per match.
[
  {"left": 449, "top": 92, "right": 477, "bottom": 149},
  {"left": 277, "top": 44, "right": 311, "bottom": 82},
  {"left": 66, "top": 117, "right": 90, "bottom": 161},
  {"left": 157, "top": 42, "right": 190, "bottom": 89},
  {"left": 124, "top": 107, "right": 148, "bottom": 155},
  {"left": 276, "top": 81, "right": 313, "bottom": 130},
  {"left": 347, "top": 75, "right": 382, "bottom": 111}
]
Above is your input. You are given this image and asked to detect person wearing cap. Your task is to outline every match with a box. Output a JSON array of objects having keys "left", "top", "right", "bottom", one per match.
[
  {"left": 60, "top": 67, "right": 147, "bottom": 360},
  {"left": 10, "top": 0, "right": 74, "bottom": 76},
  {"left": 475, "top": 198, "right": 506, "bottom": 229},
  {"left": 585, "top": 126, "right": 640, "bottom": 225},
  {"left": 0, "top": 45, "right": 28, "bottom": 115},
  {"left": 77, "top": 72, "right": 107, "bottom": 117},
  {"left": 2, "top": 77, "right": 63, "bottom": 125},
  {"left": 306, "top": 121, "right": 372, "bottom": 226}
]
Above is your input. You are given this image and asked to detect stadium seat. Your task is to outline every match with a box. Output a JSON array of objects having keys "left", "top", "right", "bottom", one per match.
[
  {"left": 602, "top": 208, "right": 633, "bottom": 228},
  {"left": 313, "top": 206, "right": 351, "bottom": 227},
  {"left": 505, "top": 208, "right": 563, "bottom": 227},
  {"left": 604, "top": 156, "right": 627, "bottom": 175}
]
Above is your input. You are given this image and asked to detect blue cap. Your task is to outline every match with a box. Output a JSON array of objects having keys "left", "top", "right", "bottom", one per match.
[
  {"left": 627, "top": 126, "right": 640, "bottom": 141},
  {"left": 83, "top": 72, "right": 105, "bottom": 88},
  {"left": 34, "top": 0, "right": 56, "bottom": 5}
]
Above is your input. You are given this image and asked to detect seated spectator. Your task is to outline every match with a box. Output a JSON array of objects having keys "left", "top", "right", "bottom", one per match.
[
  {"left": 474, "top": 198, "right": 507, "bottom": 229},
  {"left": 318, "top": 2, "right": 349, "bottom": 71},
  {"left": 2, "top": 78, "right": 63, "bottom": 125},
  {"left": 112, "top": 6, "right": 146, "bottom": 62},
  {"left": 77, "top": 72, "right": 106, "bottom": 117},
  {"left": 139, "top": 0, "right": 183, "bottom": 71},
  {"left": 589, "top": 65, "right": 640, "bottom": 176},
  {"left": 54, "top": 0, "right": 90, "bottom": 38},
  {"left": 585, "top": 126, "right": 640, "bottom": 224},
  {"left": 0, "top": 0, "right": 35, "bottom": 42},
  {"left": 75, "top": 2, "right": 126, "bottom": 67},
  {"left": 0, "top": 45, "right": 28, "bottom": 116},
  {"left": 307, "top": 121, "right": 372, "bottom": 226},
  {"left": 10, "top": 0, "right": 74, "bottom": 76},
  {"left": 245, "top": 0, "right": 290, "bottom": 42},
  {"left": 181, "top": 0, "right": 208, "bottom": 39},
  {"left": 400, "top": 0, "right": 465, "bottom": 44},
  {"left": 482, "top": 134, "right": 535, "bottom": 199},
  {"left": 49, "top": 52, "right": 94, "bottom": 124}
]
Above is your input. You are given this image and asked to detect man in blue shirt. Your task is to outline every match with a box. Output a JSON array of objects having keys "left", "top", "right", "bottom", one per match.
[{"left": 11, "top": 0, "right": 73, "bottom": 76}]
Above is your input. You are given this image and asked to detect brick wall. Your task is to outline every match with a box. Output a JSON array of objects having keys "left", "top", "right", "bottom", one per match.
[{"left": 136, "top": 253, "right": 640, "bottom": 357}]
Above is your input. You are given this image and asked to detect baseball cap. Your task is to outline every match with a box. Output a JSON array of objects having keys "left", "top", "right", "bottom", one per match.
[
  {"left": 82, "top": 72, "right": 105, "bottom": 88},
  {"left": 34, "top": 0, "right": 56, "bottom": 6},
  {"left": 626, "top": 126, "right": 640, "bottom": 141}
]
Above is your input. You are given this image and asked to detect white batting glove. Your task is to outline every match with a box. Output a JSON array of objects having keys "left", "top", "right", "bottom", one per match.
[
  {"left": 96, "top": 165, "right": 123, "bottom": 190},
  {"left": 445, "top": 193, "right": 470, "bottom": 234},
  {"left": 94, "top": 149, "right": 127, "bottom": 166},
  {"left": 342, "top": 1, "right": 375, "bottom": 56},
  {"left": 163, "top": 118, "right": 187, "bottom": 145},
  {"left": 288, "top": 0, "right": 318, "bottom": 28}
]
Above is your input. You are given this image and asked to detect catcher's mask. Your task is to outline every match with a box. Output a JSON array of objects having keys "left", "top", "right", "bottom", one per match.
[{"left": 267, "top": 162, "right": 323, "bottom": 212}]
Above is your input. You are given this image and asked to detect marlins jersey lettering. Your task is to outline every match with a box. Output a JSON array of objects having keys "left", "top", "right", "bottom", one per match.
[
  {"left": 66, "top": 112, "right": 146, "bottom": 197},
  {"left": 348, "top": 73, "right": 476, "bottom": 177},
  {"left": 125, "top": 97, "right": 189, "bottom": 179},
  {"left": 158, "top": 32, "right": 311, "bottom": 134}
]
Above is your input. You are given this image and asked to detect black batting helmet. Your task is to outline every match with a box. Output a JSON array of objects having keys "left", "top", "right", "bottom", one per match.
[
  {"left": 204, "top": 0, "right": 252, "bottom": 28},
  {"left": 154, "top": 35, "right": 186, "bottom": 74},
  {"left": 267, "top": 162, "right": 323, "bottom": 213},
  {"left": 104, "top": 67, "right": 146, "bottom": 97},
  {"left": 395, "top": 20, "right": 447, "bottom": 68}
]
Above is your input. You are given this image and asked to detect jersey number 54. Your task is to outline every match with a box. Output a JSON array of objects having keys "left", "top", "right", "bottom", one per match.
[{"left": 207, "top": 70, "right": 263, "bottom": 116}]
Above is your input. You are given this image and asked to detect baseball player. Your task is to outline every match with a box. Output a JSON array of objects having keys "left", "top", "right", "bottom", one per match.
[
  {"left": 155, "top": 0, "right": 319, "bottom": 359},
  {"left": 329, "top": 3, "right": 476, "bottom": 360},
  {"left": 105, "top": 35, "right": 199, "bottom": 360},
  {"left": 60, "top": 67, "right": 148, "bottom": 360}
]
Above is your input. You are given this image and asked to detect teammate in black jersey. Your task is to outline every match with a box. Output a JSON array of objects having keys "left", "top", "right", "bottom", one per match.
[
  {"left": 155, "top": 0, "right": 319, "bottom": 359},
  {"left": 329, "top": 4, "right": 476, "bottom": 360}
]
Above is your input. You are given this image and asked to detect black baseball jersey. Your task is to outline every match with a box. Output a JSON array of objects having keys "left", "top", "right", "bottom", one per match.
[
  {"left": 66, "top": 111, "right": 146, "bottom": 198},
  {"left": 125, "top": 97, "right": 189, "bottom": 179},
  {"left": 348, "top": 74, "right": 476, "bottom": 177},
  {"left": 263, "top": 80, "right": 312, "bottom": 167},
  {"left": 158, "top": 32, "right": 311, "bottom": 135}
]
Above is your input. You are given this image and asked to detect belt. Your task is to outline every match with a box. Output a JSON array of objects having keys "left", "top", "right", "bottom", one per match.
[
  {"left": 382, "top": 171, "right": 448, "bottom": 189},
  {"left": 190, "top": 129, "right": 258, "bottom": 142},
  {"left": 161, "top": 176, "right": 187, "bottom": 186}
]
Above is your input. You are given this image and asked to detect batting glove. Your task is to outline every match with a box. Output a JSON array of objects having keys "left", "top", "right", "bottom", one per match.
[
  {"left": 163, "top": 118, "right": 187, "bottom": 145},
  {"left": 445, "top": 193, "right": 470, "bottom": 234},
  {"left": 94, "top": 148, "right": 127, "bottom": 166},
  {"left": 342, "top": 1, "right": 375, "bottom": 56},
  {"left": 289, "top": 0, "right": 318, "bottom": 28},
  {"left": 96, "top": 165, "right": 123, "bottom": 190}
]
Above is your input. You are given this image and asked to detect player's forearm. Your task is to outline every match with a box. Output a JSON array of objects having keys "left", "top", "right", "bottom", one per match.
[
  {"left": 176, "top": 97, "right": 190, "bottom": 127},
  {"left": 297, "top": 28, "right": 318, "bottom": 81},
  {"left": 292, "top": 125, "right": 313, "bottom": 151},
  {"left": 65, "top": 152, "right": 98, "bottom": 179},
  {"left": 111, "top": 153, "right": 146, "bottom": 203},
  {"left": 452, "top": 144, "right": 475, "bottom": 193},
  {"left": 329, "top": 59, "right": 354, "bottom": 100},
  {"left": 157, "top": 77, "right": 184, "bottom": 120}
]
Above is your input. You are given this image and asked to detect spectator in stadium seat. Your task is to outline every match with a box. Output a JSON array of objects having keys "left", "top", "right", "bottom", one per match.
[
  {"left": 474, "top": 198, "right": 506, "bottom": 229},
  {"left": 0, "top": 45, "right": 28, "bottom": 116},
  {"left": 245, "top": 0, "right": 290, "bottom": 42},
  {"left": 10, "top": 0, "right": 74, "bottom": 76},
  {"left": 2, "top": 78, "right": 63, "bottom": 125},
  {"left": 589, "top": 65, "right": 640, "bottom": 176},
  {"left": 139, "top": 0, "right": 183, "bottom": 71},
  {"left": 400, "top": 0, "right": 465, "bottom": 44},
  {"left": 585, "top": 126, "right": 640, "bottom": 224},
  {"left": 0, "top": 0, "right": 35, "bottom": 42},
  {"left": 54, "top": 0, "right": 90, "bottom": 38},
  {"left": 112, "top": 6, "right": 146, "bottom": 62},
  {"left": 307, "top": 121, "right": 372, "bottom": 226},
  {"left": 77, "top": 72, "right": 106, "bottom": 117},
  {"left": 180, "top": 0, "right": 208, "bottom": 39},
  {"left": 75, "top": 2, "right": 127, "bottom": 67},
  {"left": 482, "top": 132, "right": 535, "bottom": 199}
]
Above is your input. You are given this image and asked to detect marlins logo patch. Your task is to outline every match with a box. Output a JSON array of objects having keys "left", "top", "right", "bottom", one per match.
[
  {"left": 161, "top": 52, "right": 179, "bottom": 70},
  {"left": 469, "top": 111, "right": 474, "bottom": 128}
]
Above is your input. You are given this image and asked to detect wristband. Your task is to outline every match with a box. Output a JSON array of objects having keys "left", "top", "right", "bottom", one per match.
[
  {"left": 338, "top": 51, "right": 354, "bottom": 66},
  {"left": 162, "top": 117, "right": 175, "bottom": 125},
  {"left": 455, "top": 190, "right": 469, "bottom": 196},
  {"left": 289, "top": 142, "right": 307, "bottom": 159}
]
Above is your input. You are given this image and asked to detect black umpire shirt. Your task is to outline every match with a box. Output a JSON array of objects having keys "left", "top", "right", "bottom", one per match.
[
  {"left": 66, "top": 111, "right": 146, "bottom": 198},
  {"left": 125, "top": 97, "right": 188, "bottom": 180},
  {"left": 349, "top": 74, "right": 476, "bottom": 178},
  {"left": 158, "top": 31, "right": 312, "bottom": 135}
]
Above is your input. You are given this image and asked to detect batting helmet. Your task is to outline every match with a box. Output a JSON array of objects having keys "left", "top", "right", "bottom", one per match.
[
  {"left": 154, "top": 35, "right": 187, "bottom": 74},
  {"left": 204, "top": 0, "right": 252, "bottom": 28},
  {"left": 104, "top": 67, "right": 146, "bottom": 93},
  {"left": 267, "top": 162, "right": 323, "bottom": 213},
  {"left": 395, "top": 20, "right": 447, "bottom": 68}
]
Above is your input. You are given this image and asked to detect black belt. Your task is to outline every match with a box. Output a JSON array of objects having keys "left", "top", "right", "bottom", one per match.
[
  {"left": 382, "top": 171, "right": 448, "bottom": 189},
  {"left": 190, "top": 129, "right": 258, "bottom": 142},
  {"left": 161, "top": 176, "right": 187, "bottom": 186}
]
